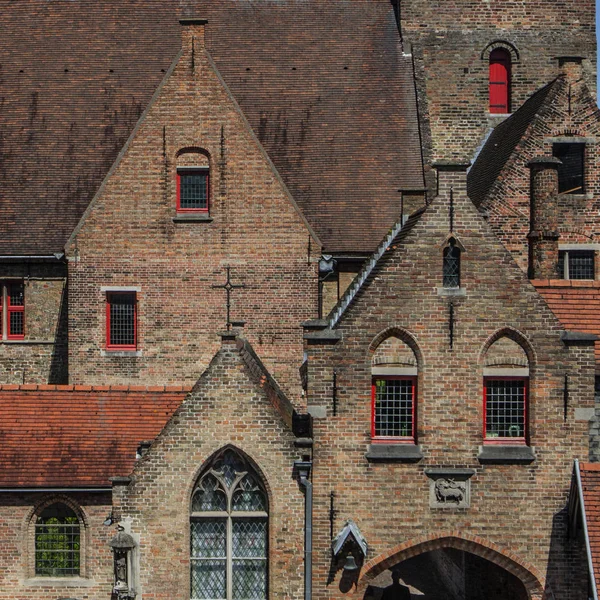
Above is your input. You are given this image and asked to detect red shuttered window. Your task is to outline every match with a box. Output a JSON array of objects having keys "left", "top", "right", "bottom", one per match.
[
  {"left": 0, "top": 281, "right": 25, "bottom": 340},
  {"left": 489, "top": 48, "right": 511, "bottom": 114}
]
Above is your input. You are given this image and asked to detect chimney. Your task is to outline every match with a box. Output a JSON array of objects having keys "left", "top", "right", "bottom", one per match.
[
  {"left": 433, "top": 161, "right": 471, "bottom": 198},
  {"left": 556, "top": 56, "right": 584, "bottom": 83},
  {"left": 179, "top": 18, "right": 207, "bottom": 66},
  {"left": 527, "top": 156, "right": 561, "bottom": 279}
]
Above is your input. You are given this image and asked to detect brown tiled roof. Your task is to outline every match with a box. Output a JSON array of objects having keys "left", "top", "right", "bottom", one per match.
[
  {"left": 468, "top": 80, "right": 558, "bottom": 207},
  {"left": 533, "top": 280, "right": 600, "bottom": 365},
  {"left": 0, "top": 385, "right": 189, "bottom": 487},
  {"left": 577, "top": 463, "right": 600, "bottom": 591},
  {"left": 191, "top": 0, "right": 424, "bottom": 253},
  {"left": 0, "top": 0, "right": 423, "bottom": 256}
]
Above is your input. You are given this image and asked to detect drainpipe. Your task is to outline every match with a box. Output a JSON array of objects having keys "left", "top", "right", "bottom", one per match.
[
  {"left": 295, "top": 461, "right": 313, "bottom": 600},
  {"left": 575, "top": 459, "right": 598, "bottom": 600}
]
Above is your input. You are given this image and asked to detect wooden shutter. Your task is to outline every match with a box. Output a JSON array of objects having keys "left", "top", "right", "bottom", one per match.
[{"left": 489, "top": 49, "right": 511, "bottom": 113}]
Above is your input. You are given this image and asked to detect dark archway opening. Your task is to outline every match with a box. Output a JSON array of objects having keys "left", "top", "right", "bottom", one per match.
[{"left": 364, "top": 548, "right": 528, "bottom": 600}]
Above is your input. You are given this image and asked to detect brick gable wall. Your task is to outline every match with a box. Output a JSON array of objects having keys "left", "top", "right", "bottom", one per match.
[
  {"left": 305, "top": 172, "right": 593, "bottom": 599},
  {"left": 66, "top": 24, "right": 320, "bottom": 398}
]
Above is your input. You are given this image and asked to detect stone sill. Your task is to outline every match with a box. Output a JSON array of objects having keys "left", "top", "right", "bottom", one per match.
[
  {"left": 100, "top": 349, "right": 143, "bottom": 358},
  {"left": 366, "top": 443, "right": 423, "bottom": 462},
  {"left": 477, "top": 445, "right": 535, "bottom": 464},
  {"left": 0, "top": 339, "right": 55, "bottom": 345},
  {"left": 437, "top": 287, "right": 466, "bottom": 297},
  {"left": 23, "top": 576, "right": 94, "bottom": 587},
  {"left": 172, "top": 214, "right": 213, "bottom": 223}
]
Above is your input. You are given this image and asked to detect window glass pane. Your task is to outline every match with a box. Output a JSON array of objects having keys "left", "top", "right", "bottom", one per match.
[
  {"left": 191, "top": 519, "right": 227, "bottom": 599},
  {"left": 232, "top": 475, "right": 267, "bottom": 512},
  {"left": 374, "top": 378, "right": 414, "bottom": 438},
  {"left": 485, "top": 379, "right": 525, "bottom": 438},
  {"left": 8, "top": 282, "right": 24, "bottom": 306},
  {"left": 232, "top": 519, "right": 267, "bottom": 600},
  {"left": 180, "top": 172, "right": 208, "bottom": 210},
  {"left": 35, "top": 504, "right": 80, "bottom": 577},
  {"left": 213, "top": 450, "right": 246, "bottom": 487},
  {"left": 569, "top": 251, "right": 594, "bottom": 280},
  {"left": 191, "top": 559, "right": 227, "bottom": 600},
  {"left": 553, "top": 143, "right": 585, "bottom": 193},
  {"left": 443, "top": 243, "right": 460, "bottom": 288},
  {"left": 9, "top": 311, "right": 23, "bottom": 336},
  {"left": 109, "top": 293, "right": 135, "bottom": 347}
]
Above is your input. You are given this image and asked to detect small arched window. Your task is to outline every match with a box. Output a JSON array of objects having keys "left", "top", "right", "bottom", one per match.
[
  {"left": 35, "top": 503, "right": 81, "bottom": 577},
  {"left": 443, "top": 238, "right": 461, "bottom": 288},
  {"left": 191, "top": 449, "right": 268, "bottom": 600},
  {"left": 371, "top": 335, "right": 418, "bottom": 443},
  {"left": 489, "top": 48, "right": 511, "bottom": 114}
]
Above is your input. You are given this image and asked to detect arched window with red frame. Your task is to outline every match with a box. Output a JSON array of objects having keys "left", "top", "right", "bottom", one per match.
[{"left": 489, "top": 48, "right": 511, "bottom": 114}]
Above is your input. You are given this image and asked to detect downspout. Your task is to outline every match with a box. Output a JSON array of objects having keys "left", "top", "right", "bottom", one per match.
[
  {"left": 575, "top": 459, "right": 599, "bottom": 600},
  {"left": 295, "top": 461, "right": 313, "bottom": 600}
]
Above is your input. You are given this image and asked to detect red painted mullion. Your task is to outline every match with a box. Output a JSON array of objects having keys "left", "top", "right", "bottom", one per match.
[
  {"left": 6, "top": 283, "right": 24, "bottom": 340},
  {"left": 105, "top": 292, "right": 137, "bottom": 350}
]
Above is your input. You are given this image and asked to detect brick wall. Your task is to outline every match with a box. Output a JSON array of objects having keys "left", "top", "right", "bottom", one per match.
[
  {"left": 66, "top": 23, "right": 319, "bottom": 397},
  {"left": 305, "top": 173, "right": 593, "bottom": 599},
  {"left": 400, "top": 0, "right": 596, "bottom": 168},
  {"left": 0, "top": 262, "right": 67, "bottom": 384}
]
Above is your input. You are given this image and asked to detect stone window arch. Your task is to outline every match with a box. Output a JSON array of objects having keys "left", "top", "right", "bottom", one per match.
[
  {"left": 371, "top": 334, "right": 419, "bottom": 442},
  {"left": 190, "top": 448, "right": 268, "bottom": 599},
  {"left": 482, "top": 335, "right": 530, "bottom": 443}
]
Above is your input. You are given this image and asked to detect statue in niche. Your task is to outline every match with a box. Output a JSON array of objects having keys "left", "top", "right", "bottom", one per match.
[
  {"left": 434, "top": 478, "right": 465, "bottom": 504},
  {"left": 381, "top": 567, "right": 411, "bottom": 600}
]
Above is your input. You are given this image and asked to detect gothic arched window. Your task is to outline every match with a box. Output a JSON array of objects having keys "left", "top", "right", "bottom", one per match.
[
  {"left": 35, "top": 503, "right": 81, "bottom": 577},
  {"left": 191, "top": 449, "right": 268, "bottom": 600},
  {"left": 489, "top": 48, "right": 511, "bottom": 113}
]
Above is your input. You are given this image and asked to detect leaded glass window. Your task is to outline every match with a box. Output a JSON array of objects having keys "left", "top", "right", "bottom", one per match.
[
  {"left": 106, "top": 292, "right": 136, "bottom": 349},
  {"left": 191, "top": 449, "right": 268, "bottom": 600},
  {"left": 443, "top": 239, "right": 460, "bottom": 288},
  {"left": 558, "top": 250, "right": 595, "bottom": 280},
  {"left": 484, "top": 378, "right": 527, "bottom": 441},
  {"left": 178, "top": 169, "right": 209, "bottom": 211},
  {"left": 372, "top": 377, "right": 416, "bottom": 440},
  {"left": 35, "top": 503, "right": 81, "bottom": 577}
]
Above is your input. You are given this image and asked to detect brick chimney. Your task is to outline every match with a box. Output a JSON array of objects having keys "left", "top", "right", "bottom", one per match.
[
  {"left": 527, "top": 156, "right": 561, "bottom": 279},
  {"left": 556, "top": 56, "right": 584, "bottom": 82},
  {"left": 433, "top": 161, "right": 471, "bottom": 198},
  {"left": 179, "top": 18, "right": 207, "bottom": 65}
]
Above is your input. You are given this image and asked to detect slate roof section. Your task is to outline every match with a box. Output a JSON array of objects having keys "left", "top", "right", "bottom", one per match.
[
  {"left": 468, "top": 79, "right": 558, "bottom": 207},
  {"left": 0, "top": 1, "right": 182, "bottom": 255},
  {"left": 533, "top": 280, "right": 600, "bottom": 365},
  {"left": 0, "top": 385, "right": 189, "bottom": 487},
  {"left": 0, "top": 0, "right": 424, "bottom": 256},
  {"left": 189, "top": 0, "right": 424, "bottom": 253},
  {"left": 576, "top": 462, "right": 600, "bottom": 594}
]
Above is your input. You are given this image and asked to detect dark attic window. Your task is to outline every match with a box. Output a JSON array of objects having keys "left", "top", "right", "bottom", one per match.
[
  {"left": 558, "top": 250, "right": 595, "bottom": 280},
  {"left": 553, "top": 143, "right": 585, "bottom": 194},
  {"left": 443, "top": 239, "right": 461, "bottom": 288}
]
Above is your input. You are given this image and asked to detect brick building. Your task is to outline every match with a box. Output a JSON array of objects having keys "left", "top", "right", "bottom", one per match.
[{"left": 0, "top": 0, "right": 599, "bottom": 599}]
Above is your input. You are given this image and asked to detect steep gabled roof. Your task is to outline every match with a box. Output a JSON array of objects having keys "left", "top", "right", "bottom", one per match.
[
  {"left": 0, "top": 0, "right": 424, "bottom": 256},
  {"left": 0, "top": 385, "right": 189, "bottom": 487},
  {"left": 468, "top": 79, "right": 558, "bottom": 207}
]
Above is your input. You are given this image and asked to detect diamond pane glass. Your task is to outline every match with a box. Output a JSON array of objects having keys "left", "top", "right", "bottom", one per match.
[
  {"left": 191, "top": 559, "right": 226, "bottom": 600},
  {"left": 180, "top": 172, "right": 208, "bottom": 210},
  {"left": 443, "top": 243, "right": 460, "bottom": 288},
  {"left": 232, "top": 476, "right": 266, "bottom": 512},
  {"left": 485, "top": 379, "right": 526, "bottom": 439},
  {"left": 108, "top": 293, "right": 135, "bottom": 347},
  {"left": 191, "top": 519, "right": 226, "bottom": 558},
  {"left": 193, "top": 475, "right": 227, "bottom": 512},
  {"left": 213, "top": 450, "right": 245, "bottom": 487},
  {"left": 374, "top": 378, "right": 414, "bottom": 438},
  {"left": 232, "top": 560, "right": 267, "bottom": 600},
  {"left": 232, "top": 519, "right": 267, "bottom": 558}
]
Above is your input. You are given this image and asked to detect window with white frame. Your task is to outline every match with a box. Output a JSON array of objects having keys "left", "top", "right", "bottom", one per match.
[{"left": 190, "top": 449, "right": 268, "bottom": 600}]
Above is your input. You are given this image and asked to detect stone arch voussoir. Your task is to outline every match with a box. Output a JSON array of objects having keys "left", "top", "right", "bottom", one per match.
[{"left": 360, "top": 532, "right": 550, "bottom": 600}]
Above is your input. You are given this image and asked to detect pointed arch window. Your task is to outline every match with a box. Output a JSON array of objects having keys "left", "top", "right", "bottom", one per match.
[
  {"left": 443, "top": 238, "right": 461, "bottom": 288},
  {"left": 489, "top": 48, "right": 511, "bottom": 114},
  {"left": 191, "top": 449, "right": 268, "bottom": 600}
]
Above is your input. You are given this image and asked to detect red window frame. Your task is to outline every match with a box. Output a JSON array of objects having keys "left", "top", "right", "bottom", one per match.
[
  {"left": 483, "top": 376, "right": 528, "bottom": 445},
  {"left": 0, "top": 281, "right": 25, "bottom": 340},
  {"left": 371, "top": 376, "right": 417, "bottom": 444},
  {"left": 489, "top": 48, "right": 511, "bottom": 114},
  {"left": 176, "top": 168, "right": 209, "bottom": 213},
  {"left": 105, "top": 292, "right": 137, "bottom": 350}
]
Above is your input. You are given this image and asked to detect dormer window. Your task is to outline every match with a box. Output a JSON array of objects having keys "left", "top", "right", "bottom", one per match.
[
  {"left": 553, "top": 143, "right": 585, "bottom": 194},
  {"left": 177, "top": 168, "right": 209, "bottom": 212}
]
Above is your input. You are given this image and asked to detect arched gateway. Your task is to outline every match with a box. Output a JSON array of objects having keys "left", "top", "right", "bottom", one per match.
[{"left": 359, "top": 534, "right": 548, "bottom": 600}]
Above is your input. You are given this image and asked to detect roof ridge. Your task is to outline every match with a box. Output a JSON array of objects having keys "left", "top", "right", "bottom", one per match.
[{"left": 0, "top": 384, "right": 193, "bottom": 392}]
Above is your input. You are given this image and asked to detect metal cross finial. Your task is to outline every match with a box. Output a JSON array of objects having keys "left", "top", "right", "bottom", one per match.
[{"left": 211, "top": 266, "right": 245, "bottom": 330}]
